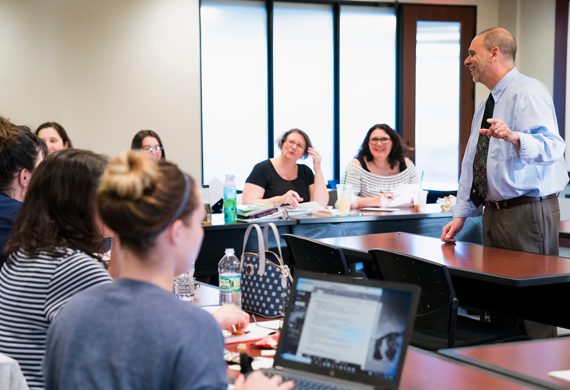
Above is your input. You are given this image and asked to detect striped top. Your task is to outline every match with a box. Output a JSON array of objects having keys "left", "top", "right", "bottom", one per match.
[
  {"left": 343, "top": 160, "right": 420, "bottom": 198},
  {"left": 0, "top": 248, "right": 112, "bottom": 390}
]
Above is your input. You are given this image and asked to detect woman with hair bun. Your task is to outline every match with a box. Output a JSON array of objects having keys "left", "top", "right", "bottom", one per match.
[
  {"left": 44, "top": 150, "right": 294, "bottom": 390},
  {"left": 0, "top": 117, "right": 47, "bottom": 264},
  {"left": 0, "top": 149, "right": 113, "bottom": 390}
]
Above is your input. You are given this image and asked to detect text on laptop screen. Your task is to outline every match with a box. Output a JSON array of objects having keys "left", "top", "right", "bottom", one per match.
[{"left": 279, "top": 277, "right": 414, "bottom": 381}]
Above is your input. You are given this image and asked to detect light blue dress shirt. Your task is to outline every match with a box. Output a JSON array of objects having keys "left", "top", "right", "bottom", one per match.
[{"left": 452, "top": 67, "right": 568, "bottom": 218}]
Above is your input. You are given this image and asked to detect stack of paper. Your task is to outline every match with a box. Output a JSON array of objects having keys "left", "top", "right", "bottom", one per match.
[{"left": 283, "top": 201, "right": 325, "bottom": 217}]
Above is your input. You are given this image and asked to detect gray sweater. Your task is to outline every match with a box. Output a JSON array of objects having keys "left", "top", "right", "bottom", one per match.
[{"left": 44, "top": 278, "right": 227, "bottom": 390}]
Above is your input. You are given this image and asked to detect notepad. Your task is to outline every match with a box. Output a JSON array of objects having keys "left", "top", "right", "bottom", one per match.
[
  {"left": 222, "top": 320, "right": 281, "bottom": 345},
  {"left": 548, "top": 370, "right": 570, "bottom": 383},
  {"left": 200, "top": 306, "right": 281, "bottom": 345}
]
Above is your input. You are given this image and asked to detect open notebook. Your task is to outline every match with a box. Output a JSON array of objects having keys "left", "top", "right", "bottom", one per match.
[{"left": 263, "top": 271, "right": 420, "bottom": 390}]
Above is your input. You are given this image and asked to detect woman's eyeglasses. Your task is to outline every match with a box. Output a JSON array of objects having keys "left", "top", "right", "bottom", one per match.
[
  {"left": 142, "top": 146, "right": 164, "bottom": 152},
  {"left": 286, "top": 139, "right": 306, "bottom": 150},
  {"left": 369, "top": 137, "right": 391, "bottom": 145}
]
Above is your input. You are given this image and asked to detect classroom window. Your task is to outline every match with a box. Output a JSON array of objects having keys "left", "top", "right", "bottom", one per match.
[
  {"left": 200, "top": 0, "right": 268, "bottom": 189},
  {"left": 200, "top": 2, "right": 476, "bottom": 191},
  {"left": 399, "top": 4, "right": 476, "bottom": 190},
  {"left": 414, "top": 21, "right": 461, "bottom": 186},
  {"left": 339, "top": 5, "right": 397, "bottom": 176},
  {"left": 273, "top": 2, "right": 334, "bottom": 180}
]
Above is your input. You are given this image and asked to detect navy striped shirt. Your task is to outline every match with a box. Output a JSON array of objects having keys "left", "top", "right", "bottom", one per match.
[{"left": 0, "top": 248, "right": 112, "bottom": 389}]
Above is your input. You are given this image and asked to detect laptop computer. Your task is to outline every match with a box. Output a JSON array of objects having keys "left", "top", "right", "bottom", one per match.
[{"left": 263, "top": 271, "right": 420, "bottom": 390}]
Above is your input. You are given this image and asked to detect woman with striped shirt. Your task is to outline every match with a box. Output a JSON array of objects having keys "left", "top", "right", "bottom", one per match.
[
  {"left": 0, "top": 149, "right": 113, "bottom": 390},
  {"left": 343, "top": 124, "right": 420, "bottom": 209}
]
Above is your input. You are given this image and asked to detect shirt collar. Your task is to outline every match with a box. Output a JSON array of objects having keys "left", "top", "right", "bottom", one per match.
[{"left": 490, "top": 67, "right": 519, "bottom": 102}]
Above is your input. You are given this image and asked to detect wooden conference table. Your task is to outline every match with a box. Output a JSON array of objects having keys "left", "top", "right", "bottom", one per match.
[
  {"left": 227, "top": 346, "right": 541, "bottom": 390},
  {"left": 440, "top": 338, "right": 570, "bottom": 389},
  {"left": 318, "top": 232, "right": 570, "bottom": 328},
  {"left": 399, "top": 347, "right": 543, "bottom": 390},
  {"left": 197, "top": 206, "right": 483, "bottom": 278}
]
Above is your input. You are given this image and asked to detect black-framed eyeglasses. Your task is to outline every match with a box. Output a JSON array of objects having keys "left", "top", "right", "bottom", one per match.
[
  {"left": 369, "top": 137, "right": 391, "bottom": 145},
  {"left": 142, "top": 146, "right": 164, "bottom": 152}
]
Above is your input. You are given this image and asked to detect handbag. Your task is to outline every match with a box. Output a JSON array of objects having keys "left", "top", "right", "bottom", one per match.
[{"left": 240, "top": 223, "right": 293, "bottom": 318}]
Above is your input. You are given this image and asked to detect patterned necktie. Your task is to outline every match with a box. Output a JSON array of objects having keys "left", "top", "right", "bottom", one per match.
[{"left": 470, "top": 93, "right": 495, "bottom": 207}]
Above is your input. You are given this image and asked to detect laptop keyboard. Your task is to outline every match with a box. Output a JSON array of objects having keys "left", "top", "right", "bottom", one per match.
[{"left": 264, "top": 371, "right": 356, "bottom": 390}]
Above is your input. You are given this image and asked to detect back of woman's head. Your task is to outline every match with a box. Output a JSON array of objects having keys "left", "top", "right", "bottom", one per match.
[
  {"left": 35, "top": 121, "right": 73, "bottom": 148},
  {"left": 0, "top": 117, "right": 47, "bottom": 194},
  {"left": 5, "top": 149, "right": 108, "bottom": 260},
  {"left": 97, "top": 150, "right": 197, "bottom": 256},
  {"left": 130, "top": 130, "right": 166, "bottom": 159},
  {"left": 357, "top": 124, "right": 408, "bottom": 169}
]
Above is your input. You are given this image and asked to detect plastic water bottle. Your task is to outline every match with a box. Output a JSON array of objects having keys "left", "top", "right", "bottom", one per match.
[
  {"left": 218, "top": 248, "right": 241, "bottom": 308},
  {"left": 175, "top": 263, "right": 195, "bottom": 302},
  {"left": 223, "top": 175, "right": 237, "bottom": 224}
]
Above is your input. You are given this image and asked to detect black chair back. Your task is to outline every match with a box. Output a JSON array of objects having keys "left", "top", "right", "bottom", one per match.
[
  {"left": 282, "top": 234, "right": 350, "bottom": 276},
  {"left": 370, "top": 249, "right": 458, "bottom": 346}
]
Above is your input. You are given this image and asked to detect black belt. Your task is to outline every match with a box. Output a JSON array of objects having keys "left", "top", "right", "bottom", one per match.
[{"left": 485, "top": 193, "right": 558, "bottom": 210}]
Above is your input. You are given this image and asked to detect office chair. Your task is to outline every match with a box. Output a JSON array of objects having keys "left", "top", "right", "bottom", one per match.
[
  {"left": 369, "top": 249, "right": 528, "bottom": 350},
  {"left": 282, "top": 234, "right": 352, "bottom": 277}
]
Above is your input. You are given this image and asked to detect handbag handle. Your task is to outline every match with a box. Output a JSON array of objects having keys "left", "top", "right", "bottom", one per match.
[
  {"left": 263, "top": 223, "right": 284, "bottom": 266},
  {"left": 240, "top": 224, "right": 266, "bottom": 275},
  {"left": 263, "top": 223, "right": 293, "bottom": 286}
]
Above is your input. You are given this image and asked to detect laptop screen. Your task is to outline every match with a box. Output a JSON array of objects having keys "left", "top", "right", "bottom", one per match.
[{"left": 275, "top": 275, "right": 417, "bottom": 385}]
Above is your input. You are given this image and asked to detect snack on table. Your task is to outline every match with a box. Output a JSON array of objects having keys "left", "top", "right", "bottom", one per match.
[{"left": 436, "top": 195, "right": 456, "bottom": 212}]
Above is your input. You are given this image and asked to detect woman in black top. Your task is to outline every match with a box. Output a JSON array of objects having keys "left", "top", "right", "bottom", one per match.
[{"left": 242, "top": 129, "right": 329, "bottom": 208}]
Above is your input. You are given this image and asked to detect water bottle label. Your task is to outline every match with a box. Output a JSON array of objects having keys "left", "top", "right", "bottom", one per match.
[
  {"left": 223, "top": 198, "right": 237, "bottom": 223},
  {"left": 219, "top": 275, "right": 241, "bottom": 292}
]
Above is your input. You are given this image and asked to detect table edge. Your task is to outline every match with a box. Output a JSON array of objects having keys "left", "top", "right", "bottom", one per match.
[{"left": 439, "top": 346, "right": 569, "bottom": 390}]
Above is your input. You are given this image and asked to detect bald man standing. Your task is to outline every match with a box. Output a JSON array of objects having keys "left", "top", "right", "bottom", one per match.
[{"left": 441, "top": 28, "right": 568, "bottom": 338}]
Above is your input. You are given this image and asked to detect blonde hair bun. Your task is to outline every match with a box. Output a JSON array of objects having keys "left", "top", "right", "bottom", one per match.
[{"left": 99, "top": 150, "right": 158, "bottom": 200}]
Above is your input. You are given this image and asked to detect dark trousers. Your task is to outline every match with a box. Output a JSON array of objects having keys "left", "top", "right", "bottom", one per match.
[{"left": 482, "top": 196, "right": 560, "bottom": 339}]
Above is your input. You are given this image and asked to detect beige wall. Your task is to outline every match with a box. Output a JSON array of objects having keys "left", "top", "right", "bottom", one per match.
[
  {"left": 0, "top": 0, "right": 558, "bottom": 184},
  {"left": 0, "top": 0, "right": 202, "bottom": 180},
  {"left": 498, "top": 0, "right": 556, "bottom": 96}
]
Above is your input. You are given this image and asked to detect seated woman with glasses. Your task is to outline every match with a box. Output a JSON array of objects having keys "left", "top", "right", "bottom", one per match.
[
  {"left": 131, "top": 129, "right": 165, "bottom": 160},
  {"left": 44, "top": 151, "right": 293, "bottom": 390},
  {"left": 0, "top": 149, "right": 114, "bottom": 390},
  {"left": 343, "top": 124, "right": 419, "bottom": 208},
  {"left": 242, "top": 129, "right": 329, "bottom": 208}
]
